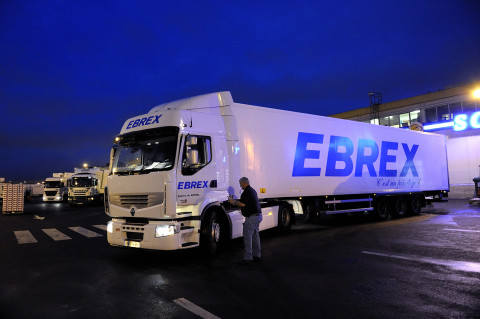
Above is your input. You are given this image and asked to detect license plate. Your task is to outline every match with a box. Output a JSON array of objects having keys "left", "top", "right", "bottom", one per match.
[{"left": 125, "top": 241, "right": 140, "bottom": 248}]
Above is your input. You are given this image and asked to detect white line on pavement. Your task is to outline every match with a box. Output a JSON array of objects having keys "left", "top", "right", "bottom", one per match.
[
  {"left": 92, "top": 225, "right": 107, "bottom": 231},
  {"left": 444, "top": 228, "right": 480, "bottom": 233},
  {"left": 42, "top": 228, "right": 71, "bottom": 241},
  {"left": 68, "top": 227, "right": 103, "bottom": 238},
  {"left": 14, "top": 230, "right": 38, "bottom": 244},
  {"left": 173, "top": 298, "right": 221, "bottom": 319},
  {"left": 362, "top": 251, "right": 480, "bottom": 273}
]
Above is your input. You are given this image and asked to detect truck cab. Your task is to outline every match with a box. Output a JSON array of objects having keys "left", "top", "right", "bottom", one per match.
[
  {"left": 43, "top": 175, "right": 69, "bottom": 202},
  {"left": 68, "top": 168, "right": 108, "bottom": 205}
]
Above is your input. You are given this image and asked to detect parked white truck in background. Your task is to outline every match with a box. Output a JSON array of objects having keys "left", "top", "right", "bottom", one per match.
[
  {"left": 43, "top": 173, "right": 72, "bottom": 202},
  {"left": 105, "top": 91, "right": 449, "bottom": 254},
  {"left": 0, "top": 178, "right": 4, "bottom": 204},
  {"left": 68, "top": 167, "right": 108, "bottom": 205}
]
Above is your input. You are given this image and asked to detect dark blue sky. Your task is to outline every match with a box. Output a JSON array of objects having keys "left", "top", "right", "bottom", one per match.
[{"left": 1, "top": 1, "right": 479, "bottom": 181}]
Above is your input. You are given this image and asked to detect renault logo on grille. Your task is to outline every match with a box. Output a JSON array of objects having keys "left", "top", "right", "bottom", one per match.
[{"left": 130, "top": 206, "right": 136, "bottom": 216}]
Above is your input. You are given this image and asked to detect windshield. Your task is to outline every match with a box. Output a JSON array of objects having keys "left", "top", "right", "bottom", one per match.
[
  {"left": 112, "top": 127, "right": 179, "bottom": 175},
  {"left": 44, "top": 181, "right": 63, "bottom": 188},
  {"left": 69, "top": 177, "right": 94, "bottom": 187}
]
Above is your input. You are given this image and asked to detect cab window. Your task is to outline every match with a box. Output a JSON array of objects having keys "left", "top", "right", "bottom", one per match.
[{"left": 182, "top": 135, "right": 212, "bottom": 175}]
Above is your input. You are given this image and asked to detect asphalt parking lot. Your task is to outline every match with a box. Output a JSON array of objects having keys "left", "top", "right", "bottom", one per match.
[{"left": 1, "top": 198, "right": 479, "bottom": 319}]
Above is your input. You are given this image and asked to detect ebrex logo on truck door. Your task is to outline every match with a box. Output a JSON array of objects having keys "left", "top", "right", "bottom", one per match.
[{"left": 292, "top": 132, "right": 419, "bottom": 177}]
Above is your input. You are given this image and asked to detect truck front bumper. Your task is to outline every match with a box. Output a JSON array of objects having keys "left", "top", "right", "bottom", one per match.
[
  {"left": 43, "top": 196, "right": 63, "bottom": 202},
  {"left": 106, "top": 219, "right": 198, "bottom": 250}
]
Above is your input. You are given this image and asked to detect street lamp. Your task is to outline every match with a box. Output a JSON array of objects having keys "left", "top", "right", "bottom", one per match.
[
  {"left": 83, "top": 163, "right": 88, "bottom": 168},
  {"left": 473, "top": 88, "right": 480, "bottom": 99}
]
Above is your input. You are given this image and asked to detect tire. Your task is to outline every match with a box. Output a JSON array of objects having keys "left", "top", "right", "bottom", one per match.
[
  {"left": 277, "top": 204, "right": 292, "bottom": 232},
  {"left": 374, "top": 197, "right": 390, "bottom": 221},
  {"left": 201, "top": 210, "right": 222, "bottom": 256},
  {"left": 391, "top": 197, "right": 408, "bottom": 218},
  {"left": 408, "top": 195, "right": 423, "bottom": 215}
]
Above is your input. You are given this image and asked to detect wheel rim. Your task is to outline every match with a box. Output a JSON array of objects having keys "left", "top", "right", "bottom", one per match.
[
  {"left": 395, "top": 198, "right": 407, "bottom": 217},
  {"left": 212, "top": 221, "right": 220, "bottom": 243},
  {"left": 377, "top": 201, "right": 388, "bottom": 218}
]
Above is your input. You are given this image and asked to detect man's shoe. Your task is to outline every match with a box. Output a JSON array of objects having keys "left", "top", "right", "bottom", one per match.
[
  {"left": 253, "top": 257, "right": 262, "bottom": 263},
  {"left": 238, "top": 259, "right": 252, "bottom": 265}
]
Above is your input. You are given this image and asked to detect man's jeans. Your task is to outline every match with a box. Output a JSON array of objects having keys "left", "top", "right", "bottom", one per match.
[{"left": 243, "top": 214, "right": 263, "bottom": 260}]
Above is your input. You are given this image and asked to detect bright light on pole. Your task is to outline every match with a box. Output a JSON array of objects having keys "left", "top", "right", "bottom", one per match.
[
  {"left": 474, "top": 89, "right": 480, "bottom": 99},
  {"left": 83, "top": 163, "right": 88, "bottom": 168}
]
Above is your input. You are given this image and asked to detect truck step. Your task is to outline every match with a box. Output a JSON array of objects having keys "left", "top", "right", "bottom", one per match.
[
  {"left": 180, "top": 226, "right": 195, "bottom": 234},
  {"left": 181, "top": 242, "right": 199, "bottom": 248},
  {"left": 325, "top": 207, "right": 374, "bottom": 215}
]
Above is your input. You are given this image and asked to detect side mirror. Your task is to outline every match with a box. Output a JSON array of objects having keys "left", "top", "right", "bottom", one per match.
[
  {"left": 187, "top": 149, "right": 199, "bottom": 166},
  {"left": 186, "top": 135, "right": 197, "bottom": 146}
]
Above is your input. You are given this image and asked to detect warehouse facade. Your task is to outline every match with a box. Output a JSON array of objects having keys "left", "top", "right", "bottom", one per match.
[{"left": 331, "top": 82, "right": 480, "bottom": 198}]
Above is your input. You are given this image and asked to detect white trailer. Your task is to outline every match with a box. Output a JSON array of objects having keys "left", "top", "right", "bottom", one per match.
[
  {"left": 105, "top": 92, "right": 449, "bottom": 254},
  {"left": 68, "top": 167, "right": 108, "bottom": 205},
  {"left": 43, "top": 173, "right": 72, "bottom": 202},
  {"left": 0, "top": 178, "right": 5, "bottom": 204}
]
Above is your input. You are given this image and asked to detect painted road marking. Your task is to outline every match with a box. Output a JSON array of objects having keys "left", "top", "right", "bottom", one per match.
[
  {"left": 444, "top": 228, "right": 480, "bottom": 233},
  {"left": 173, "top": 298, "right": 221, "bottom": 319},
  {"left": 362, "top": 251, "right": 480, "bottom": 273},
  {"left": 92, "top": 224, "right": 107, "bottom": 231},
  {"left": 68, "top": 227, "right": 103, "bottom": 238},
  {"left": 14, "top": 230, "right": 38, "bottom": 244},
  {"left": 42, "top": 228, "right": 71, "bottom": 241}
]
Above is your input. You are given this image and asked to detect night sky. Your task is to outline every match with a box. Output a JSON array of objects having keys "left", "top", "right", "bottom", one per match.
[{"left": 1, "top": 1, "right": 479, "bottom": 182}]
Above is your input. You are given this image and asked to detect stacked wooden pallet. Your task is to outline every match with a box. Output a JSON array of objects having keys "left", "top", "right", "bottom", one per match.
[{"left": 2, "top": 184, "right": 24, "bottom": 214}]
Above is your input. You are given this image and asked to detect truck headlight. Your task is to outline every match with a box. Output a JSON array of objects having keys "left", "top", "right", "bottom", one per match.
[
  {"left": 155, "top": 225, "right": 177, "bottom": 238},
  {"left": 107, "top": 221, "right": 114, "bottom": 233}
]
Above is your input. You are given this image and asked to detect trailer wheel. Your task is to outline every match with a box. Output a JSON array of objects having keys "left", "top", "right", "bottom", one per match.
[
  {"left": 391, "top": 197, "right": 408, "bottom": 218},
  {"left": 374, "top": 197, "right": 389, "bottom": 221},
  {"left": 409, "top": 195, "right": 422, "bottom": 215},
  {"left": 201, "top": 210, "right": 222, "bottom": 256},
  {"left": 277, "top": 204, "right": 292, "bottom": 232}
]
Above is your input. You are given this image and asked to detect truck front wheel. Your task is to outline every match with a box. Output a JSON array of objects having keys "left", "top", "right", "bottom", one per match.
[{"left": 201, "top": 210, "right": 222, "bottom": 256}]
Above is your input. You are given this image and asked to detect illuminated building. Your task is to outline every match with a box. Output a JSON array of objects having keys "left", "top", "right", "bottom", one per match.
[{"left": 332, "top": 82, "right": 480, "bottom": 198}]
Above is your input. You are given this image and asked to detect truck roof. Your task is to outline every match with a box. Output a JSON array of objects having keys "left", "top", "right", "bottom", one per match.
[{"left": 148, "top": 91, "right": 233, "bottom": 113}]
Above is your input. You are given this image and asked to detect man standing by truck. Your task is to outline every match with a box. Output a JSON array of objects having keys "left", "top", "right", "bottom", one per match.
[{"left": 229, "top": 177, "right": 263, "bottom": 264}]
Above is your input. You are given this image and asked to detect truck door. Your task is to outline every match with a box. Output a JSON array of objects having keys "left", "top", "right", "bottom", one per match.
[{"left": 176, "top": 135, "right": 216, "bottom": 206}]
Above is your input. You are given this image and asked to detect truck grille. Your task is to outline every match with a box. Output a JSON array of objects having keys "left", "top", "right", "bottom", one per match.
[
  {"left": 110, "top": 193, "right": 164, "bottom": 209},
  {"left": 45, "top": 191, "right": 57, "bottom": 196}
]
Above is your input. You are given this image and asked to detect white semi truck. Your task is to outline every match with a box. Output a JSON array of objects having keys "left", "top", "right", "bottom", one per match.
[
  {"left": 0, "top": 178, "right": 4, "bottom": 204},
  {"left": 43, "top": 173, "right": 72, "bottom": 202},
  {"left": 68, "top": 167, "right": 109, "bottom": 205},
  {"left": 105, "top": 91, "right": 449, "bottom": 254}
]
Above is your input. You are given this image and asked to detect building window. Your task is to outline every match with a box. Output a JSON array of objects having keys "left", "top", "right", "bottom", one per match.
[
  {"left": 399, "top": 113, "right": 410, "bottom": 127},
  {"left": 410, "top": 110, "right": 420, "bottom": 123},
  {"left": 462, "top": 100, "right": 477, "bottom": 113},
  {"left": 389, "top": 115, "right": 400, "bottom": 128},
  {"left": 449, "top": 102, "right": 462, "bottom": 117},
  {"left": 437, "top": 105, "right": 450, "bottom": 121},
  {"left": 370, "top": 118, "right": 379, "bottom": 125},
  {"left": 425, "top": 107, "right": 437, "bottom": 123},
  {"left": 379, "top": 116, "right": 389, "bottom": 126}
]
